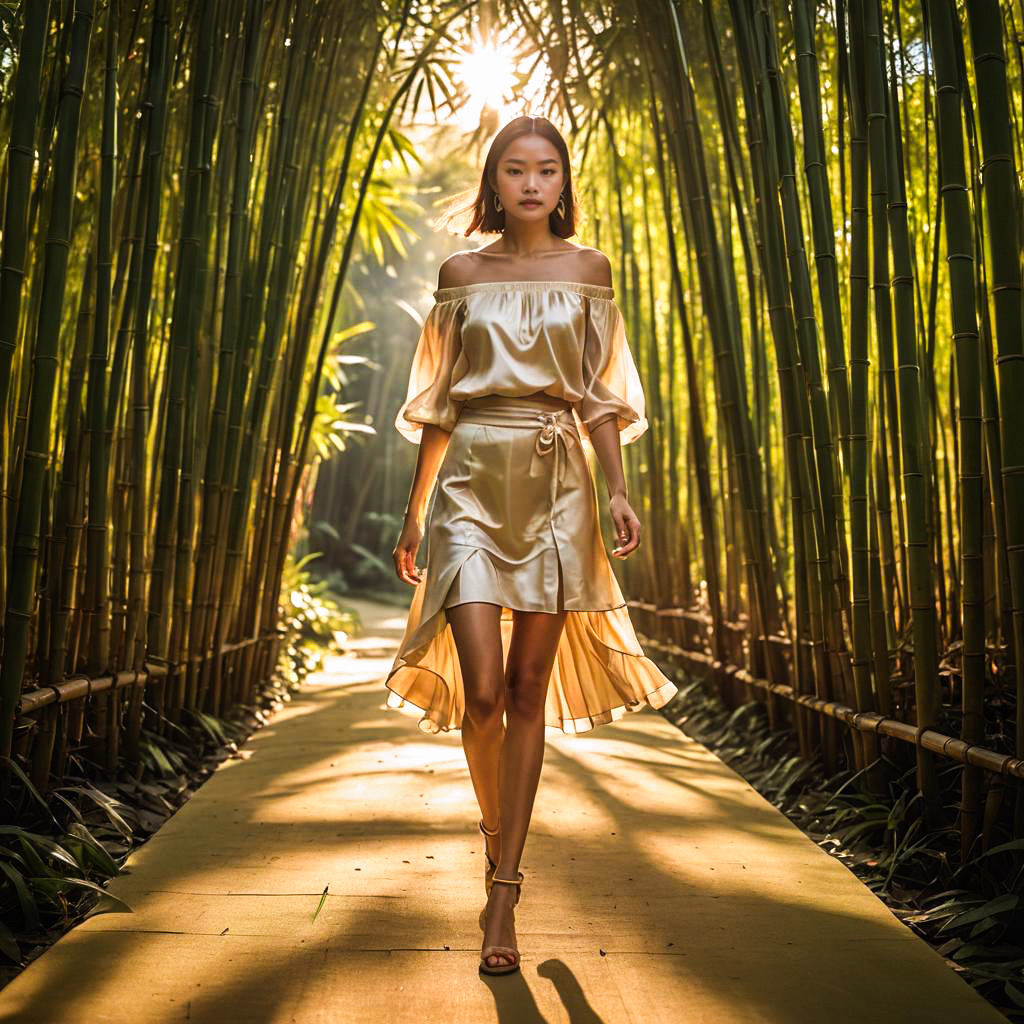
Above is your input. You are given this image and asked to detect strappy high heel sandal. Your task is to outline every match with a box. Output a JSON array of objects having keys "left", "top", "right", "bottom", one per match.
[
  {"left": 479, "top": 873, "right": 524, "bottom": 976},
  {"left": 478, "top": 819, "right": 500, "bottom": 895}
]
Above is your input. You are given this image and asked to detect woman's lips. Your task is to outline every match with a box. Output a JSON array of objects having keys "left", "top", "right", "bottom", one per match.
[{"left": 520, "top": 200, "right": 541, "bottom": 207}]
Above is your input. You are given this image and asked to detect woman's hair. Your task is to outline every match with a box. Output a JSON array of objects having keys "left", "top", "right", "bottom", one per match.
[{"left": 436, "top": 114, "right": 581, "bottom": 238}]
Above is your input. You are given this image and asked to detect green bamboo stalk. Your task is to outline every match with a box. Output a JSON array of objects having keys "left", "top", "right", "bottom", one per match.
[
  {"left": 145, "top": 0, "right": 218, "bottom": 663},
  {"left": 846, "top": 0, "right": 875, "bottom": 756},
  {"left": 0, "top": 0, "right": 95, "bottom": 760},
  {"left": 862, "top": 2, "right": 911, "bottom": 666},
  {"left": 926, "top": 0, "right": 986, "bottom": 832},
  {"left": 188, "top": 0, "right": 262, "bottom": 681},
  {"left": 124, "top": 0, "right": 170, "bottom": 679},
  {"left": 960, "top": 23, "right": 1013, "bottom": 667},
  {"left": 868, "top": 425, "right": 892, "bottom": 719},
  {"left": 0, "top": 0, "right": 52, "bottom": 613},
  {"left": 84, "top": 0, "right": 119, "bottom": 678},
  {"left": 792, "top": 0, "right": 853, "bottom": 559},
  {"left": 965, "top": 0, "right": 1024, "bottom": 834},
  {"left": 867, "top": 0, "right": 941, "bottom": 802},
  {"left": 650, "top": 94, "right": 725, "bottom": 660},
  {"left": 44, "top": 252, "right": 95, "bottom": 697},
  {"left": 641, "top": 135, "right": 686, "bottom": 607}
]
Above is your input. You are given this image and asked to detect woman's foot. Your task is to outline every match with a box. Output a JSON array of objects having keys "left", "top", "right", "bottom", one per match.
[{"left": 480, "top": 876, "right": 519, "bottom": 970}]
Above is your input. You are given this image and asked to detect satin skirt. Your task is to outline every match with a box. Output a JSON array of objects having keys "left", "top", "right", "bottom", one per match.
[{"left": 384, "top": 392, "right": 678, "bottom": 735}]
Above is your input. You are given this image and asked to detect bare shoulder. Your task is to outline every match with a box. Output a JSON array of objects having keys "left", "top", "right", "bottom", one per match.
[
  {"left": 436, "top": 251, "right": 481, "bottom": 291},
  {"left": 572, "top": 247, "right": 613, "bottom": 288}
]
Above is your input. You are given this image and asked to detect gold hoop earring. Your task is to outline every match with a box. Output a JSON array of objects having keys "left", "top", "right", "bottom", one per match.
[
  {"left": 556, "top": 196, "right": 566, "bottom": 219},
  {"left": 493, "top": 194, "right": 503, "bottom": 212}
]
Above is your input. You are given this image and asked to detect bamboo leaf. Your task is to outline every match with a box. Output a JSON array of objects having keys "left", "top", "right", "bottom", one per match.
[{"left": 939, "top": 894, "right": 1020, "bottom": 933}]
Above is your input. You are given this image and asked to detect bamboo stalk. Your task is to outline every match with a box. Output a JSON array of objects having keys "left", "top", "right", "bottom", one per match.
[
  {"left": 927, "top": 0, "right": 987, "bottom": 838},
  {"left": 966, "top": 0, "right": 1024, "bottom": 836},
  {"left": 0, "top": 0, "right": 96, "bottom": 762}
]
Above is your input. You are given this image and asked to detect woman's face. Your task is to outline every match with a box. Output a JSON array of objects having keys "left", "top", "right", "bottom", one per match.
[{"left": 492, "top": 133, "right": 566, "bottom": 223}]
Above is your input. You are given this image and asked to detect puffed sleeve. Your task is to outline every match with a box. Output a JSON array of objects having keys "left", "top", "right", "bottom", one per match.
[
  {"left": 394, "top": 298, "right": 467, "bottom": 444},
  {"left": 574, "top": 296, "right": 649, "bottom": 446}
]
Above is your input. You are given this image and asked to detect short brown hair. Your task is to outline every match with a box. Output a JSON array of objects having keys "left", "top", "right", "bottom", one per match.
[{"left": 439, "top": 115, "right": 580, "bottom": 238}]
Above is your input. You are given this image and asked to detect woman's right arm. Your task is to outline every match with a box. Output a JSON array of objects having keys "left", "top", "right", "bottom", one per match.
[
  {"left": 393, "top": 424, "right": 450, "bottom": 585},
  {"left": 392, "top": 257, "right": 471, "bottom": 585}
]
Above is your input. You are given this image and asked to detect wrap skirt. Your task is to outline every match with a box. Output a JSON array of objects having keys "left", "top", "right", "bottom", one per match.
[{"left": 384, "top": 392, "right": 678, "bottom": 734}]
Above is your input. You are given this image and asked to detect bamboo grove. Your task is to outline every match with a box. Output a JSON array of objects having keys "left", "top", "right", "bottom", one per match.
[
  {"left": 0, "top": 0, "right": 478, "bottom": 790},
  {"left": 2, "top": 0, "right": 1023, "bottom": 865},
  {"left": 520, "top": 0, "right": 1024, "bottom": 858}
]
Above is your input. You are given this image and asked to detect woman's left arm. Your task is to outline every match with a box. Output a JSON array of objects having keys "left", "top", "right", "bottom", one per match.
[{"left": 587, "top": 415, "right": 641, "bottom": 558}]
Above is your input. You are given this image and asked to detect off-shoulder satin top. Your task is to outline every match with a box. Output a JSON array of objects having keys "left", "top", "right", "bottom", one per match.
[{"left": 394, "top": 279, "right": 649, "bottom": 447}]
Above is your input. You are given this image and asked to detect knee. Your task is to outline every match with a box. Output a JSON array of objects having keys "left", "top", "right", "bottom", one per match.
[
  {"left": 464, "top": 681, "right": 504, "bottom": 725},
  {"left": 506, "top": 667, "right": 549, "bottom": 720}
]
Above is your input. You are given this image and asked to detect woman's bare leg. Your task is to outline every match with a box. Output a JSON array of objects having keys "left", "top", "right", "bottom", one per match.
[
  {"left": 446, "top": 600, "right": 505, "bottom": 867},
  {"left": 480, "top": 603, "right": 567, "bottom": 967}
]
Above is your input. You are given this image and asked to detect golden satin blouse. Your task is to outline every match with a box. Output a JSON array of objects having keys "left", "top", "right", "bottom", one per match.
[{"left": 394, "top": 279, "right": 649, "bottom": 447}]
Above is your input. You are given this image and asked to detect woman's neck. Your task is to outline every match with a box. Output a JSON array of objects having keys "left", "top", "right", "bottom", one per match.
[{"left": 487, "top": 225, "right": 568, "bottom": 258}]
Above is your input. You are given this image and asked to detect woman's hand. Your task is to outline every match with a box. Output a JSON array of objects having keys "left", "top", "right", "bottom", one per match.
[
  {"left": 609, "top": 493, "right": 642, "bottom": 558},
  {"left": 393, "top": 518, "right": 425, "bottom": 585}
]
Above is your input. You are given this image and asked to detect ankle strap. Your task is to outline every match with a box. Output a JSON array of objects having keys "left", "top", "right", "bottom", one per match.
[
  {"left": 491, "top": 874, "right": 523, "bottom": 885},
  {"left": 478, "top": 819, "right": 500, "bottom": 836}
]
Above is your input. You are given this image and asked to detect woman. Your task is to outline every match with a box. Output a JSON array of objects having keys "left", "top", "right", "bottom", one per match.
[{"left": 387, "top": 115, "right": 678, "bottom": 976}]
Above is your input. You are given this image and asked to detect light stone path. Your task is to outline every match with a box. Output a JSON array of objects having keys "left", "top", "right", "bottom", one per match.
[{"left": 0, "top": 596, "right": 1006, "bottom": 1023}]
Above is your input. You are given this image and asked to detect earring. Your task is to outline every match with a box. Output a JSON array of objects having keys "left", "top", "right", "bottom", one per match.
[
  {"left": 556, "top": 195, "right": 566, "bottom": 219},
  {"left": 493, "top": 194, "right": 503, "bottom": 212}
]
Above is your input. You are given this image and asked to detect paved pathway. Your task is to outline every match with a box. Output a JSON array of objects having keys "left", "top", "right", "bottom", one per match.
[{"left": 0, "top": 597, "right": 1006, "bottom": 1023}]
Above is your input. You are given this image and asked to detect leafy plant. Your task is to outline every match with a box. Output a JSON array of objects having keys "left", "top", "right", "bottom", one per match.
[{"left": 276, "top": 550, "right": 359, "bottom": 689}]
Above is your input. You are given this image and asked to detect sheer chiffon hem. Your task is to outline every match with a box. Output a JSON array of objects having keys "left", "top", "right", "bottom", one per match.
[{"left": 383, "top": 546, "right": 678, "bottom": 736}]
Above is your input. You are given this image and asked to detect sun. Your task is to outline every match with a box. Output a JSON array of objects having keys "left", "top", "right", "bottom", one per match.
[{"left": 454, "top": 38, "right": 518, "bottom": 128}]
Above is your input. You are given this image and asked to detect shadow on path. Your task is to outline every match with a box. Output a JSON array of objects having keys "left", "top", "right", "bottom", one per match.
[{"left": 0, "top": 597, "right": 1006, "bottom": 1023}]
